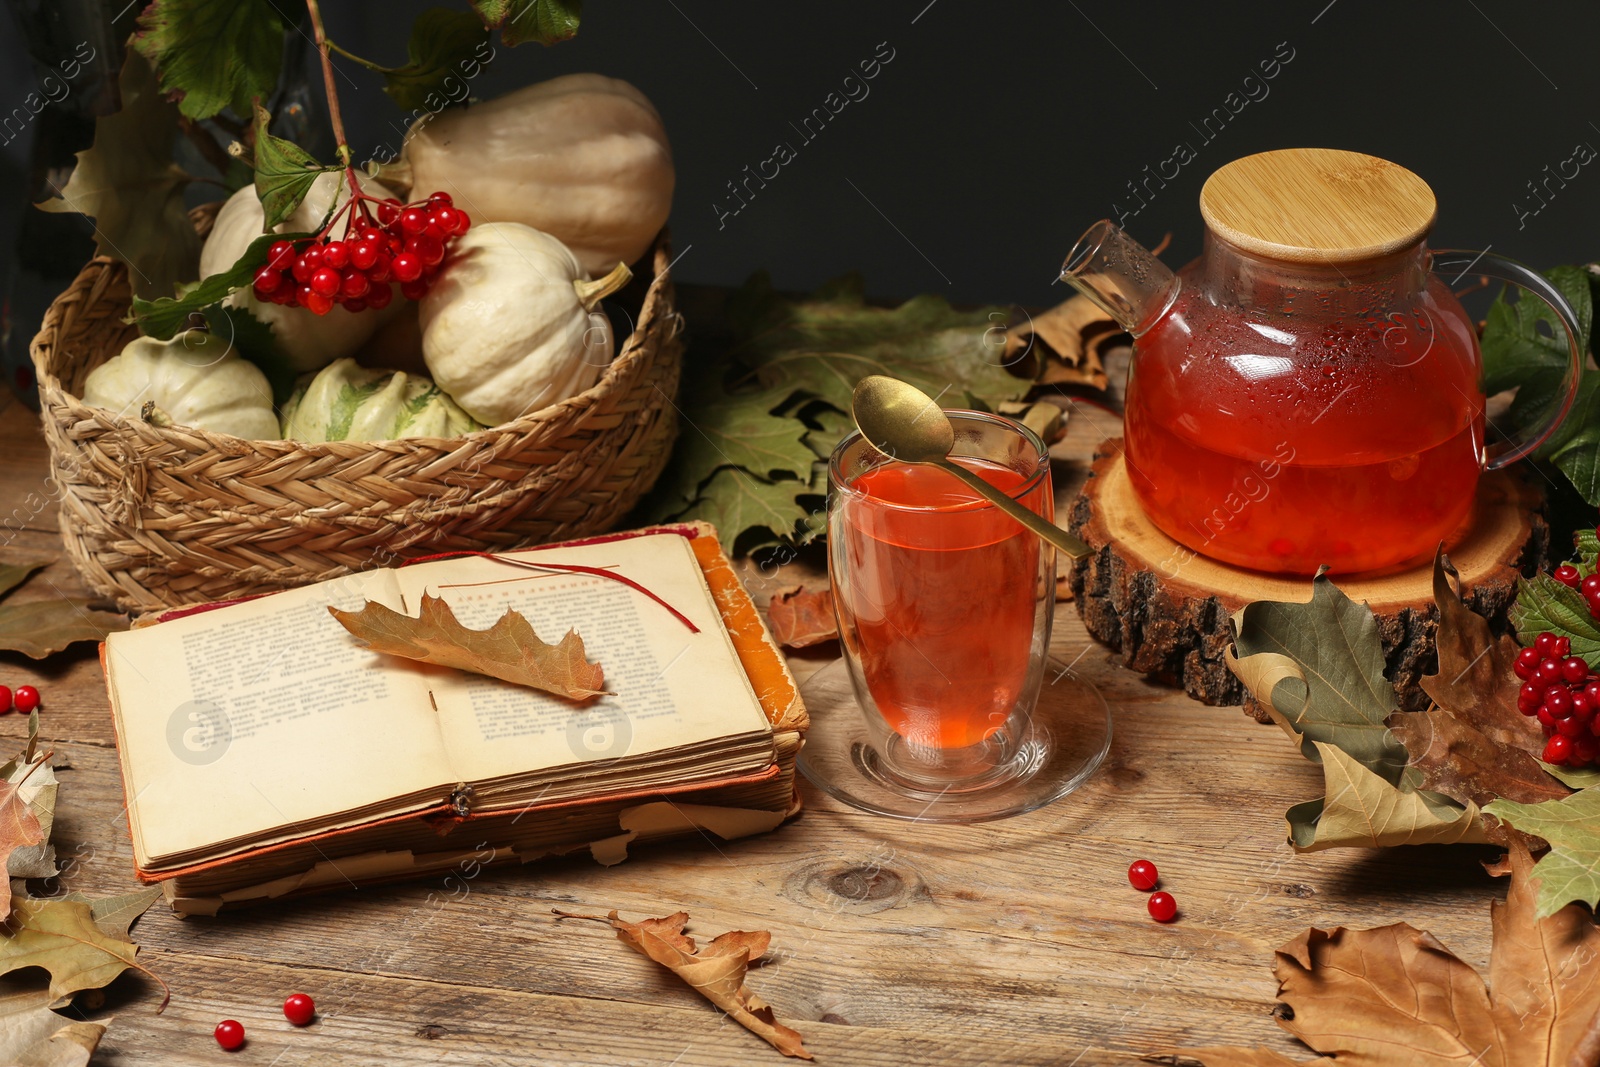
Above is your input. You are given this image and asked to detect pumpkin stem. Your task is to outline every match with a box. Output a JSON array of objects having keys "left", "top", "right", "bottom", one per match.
[
  {"left": 372, "top": 158, "right": 414, "bottom": 198},
  {"left": 140, "top": 401, "right": 174, "bottom": 428},
  {"left": 573, "top": 263, "right": 633, "bottom": 311}
]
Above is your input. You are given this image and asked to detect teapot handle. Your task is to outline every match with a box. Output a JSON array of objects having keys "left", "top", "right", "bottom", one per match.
[{"left": 1431, "top": 249, "right": 1585, "bottom": 470}]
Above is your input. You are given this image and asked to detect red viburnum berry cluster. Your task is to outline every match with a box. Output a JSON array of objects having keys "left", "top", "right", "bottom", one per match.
[
  {"left": 1515, "top": 631, "right": 1600, "bottom": 767},
  {"left": 250, "top": 189, "right": 470, "bottom": 316}
]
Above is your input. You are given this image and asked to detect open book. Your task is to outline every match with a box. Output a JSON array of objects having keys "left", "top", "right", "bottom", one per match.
[{"left": 103, "top": 525, "right": 806, "bottom": 910}]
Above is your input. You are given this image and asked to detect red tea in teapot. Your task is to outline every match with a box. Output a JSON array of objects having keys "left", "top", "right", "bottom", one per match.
[
  {"left": 1123, "top": 273, "right": 1485, "bottom": 574},
  {"left": 1063, "top": 149, "right": 1583, "bottom": 577}
]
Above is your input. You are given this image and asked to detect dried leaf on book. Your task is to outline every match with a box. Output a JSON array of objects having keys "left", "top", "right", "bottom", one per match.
[
  {"left": 330, "top": 594, "right": 608, "bottom": 701},
  {"left": 1189, "top": 840, "right": 1600, "bottom": 1067},
  {"left": 0, "top": 984, "right": 111, "bottom": 1067},
  {"left": 554, "top": 909, "right": 811, "bottom": 1060},
  {"left": 766, "top": 586, "right": 837, "bottom": 649}
]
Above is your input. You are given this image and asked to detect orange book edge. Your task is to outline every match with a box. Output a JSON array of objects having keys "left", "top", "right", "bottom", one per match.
[{"left": 102, "top": 522, "right": 805, "bottom": 884}]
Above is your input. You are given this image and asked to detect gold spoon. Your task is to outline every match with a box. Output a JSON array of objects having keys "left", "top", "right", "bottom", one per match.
[{"left": 850, "top": 375, "right": 1091, "bottom": 559}]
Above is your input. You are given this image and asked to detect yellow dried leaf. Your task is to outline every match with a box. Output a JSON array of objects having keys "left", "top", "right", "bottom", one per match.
[{"left": 330, "top": 594, "right": 607, "bottom": 701}]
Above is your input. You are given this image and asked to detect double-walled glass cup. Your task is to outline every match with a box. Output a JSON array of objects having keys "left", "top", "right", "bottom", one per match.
[{"left": 797, "top": 410, "right": 1111, "bottom": 822}]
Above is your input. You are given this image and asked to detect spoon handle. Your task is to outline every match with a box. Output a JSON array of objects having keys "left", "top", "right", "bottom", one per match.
[{"left": 934, "top": 459, "right": 1091, "bottom": 559}]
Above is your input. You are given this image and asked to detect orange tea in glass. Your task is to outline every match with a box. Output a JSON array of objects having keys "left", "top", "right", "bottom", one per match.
[{"left": 829, "top": 410, "right": 1054, "bottom": 784}]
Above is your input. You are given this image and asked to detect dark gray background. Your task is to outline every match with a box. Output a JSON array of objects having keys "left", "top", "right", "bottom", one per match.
[{"left": 4, "top": 0, "right": 1599, "bottom": 314}]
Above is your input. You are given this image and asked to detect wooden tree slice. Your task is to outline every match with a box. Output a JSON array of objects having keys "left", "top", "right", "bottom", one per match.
[{"left": 1065, "top": 439, "right": 1548, "bottom": 713}]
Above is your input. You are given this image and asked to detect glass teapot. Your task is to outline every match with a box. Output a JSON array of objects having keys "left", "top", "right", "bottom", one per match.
[{"left": 1062, "top": 148, "right": 1583, "bottom": 576}]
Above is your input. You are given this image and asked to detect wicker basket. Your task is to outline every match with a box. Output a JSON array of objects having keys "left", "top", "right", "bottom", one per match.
[{"left": 30, "top": 223, "right": 684, "bottom": 612}]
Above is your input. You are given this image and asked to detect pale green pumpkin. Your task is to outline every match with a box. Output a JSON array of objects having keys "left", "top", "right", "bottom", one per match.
[
  {"left": 83, "top": 332, "right": 280, "bottom": 440},
  {"left": 280, "top": 358, "right": 482, "bottom": 442}
]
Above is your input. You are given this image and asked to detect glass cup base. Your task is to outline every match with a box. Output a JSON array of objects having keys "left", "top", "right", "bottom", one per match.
[{"left": 796, "top": 657, "right": 1113, "bottom": 823}]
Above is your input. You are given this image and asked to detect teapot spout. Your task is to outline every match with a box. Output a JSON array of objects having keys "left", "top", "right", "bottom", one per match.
[{"left": 1060, "top": 220, "right": 1179, "bottom": 337}]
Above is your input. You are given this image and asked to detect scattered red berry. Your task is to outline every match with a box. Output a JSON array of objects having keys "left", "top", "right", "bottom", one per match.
[
  {"left": 13, "top": 686, "right": 38, "bottom": 715},
  {"left": 1556, "top": 564, "right": 1582, "bottom": 588},
  {"left": 214, "top": 1020, "right": 245, "bottom": 1051},
  {"left": 1127, "top": 860, "right": 1159, "bottom": 891},
  {"left": 1147, "top": 891, "right": 1178, "bottom": 923},
  {"left": 0, "top": 686, "right": 10, "bottom": 714},
  {"left": 283, "top": 993, "right": 315, "bottom": 1026}
]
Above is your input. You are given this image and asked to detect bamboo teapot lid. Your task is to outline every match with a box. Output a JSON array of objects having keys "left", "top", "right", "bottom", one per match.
[{"left": 1199, "top": 148, "right": 1436, "bottom": 264}]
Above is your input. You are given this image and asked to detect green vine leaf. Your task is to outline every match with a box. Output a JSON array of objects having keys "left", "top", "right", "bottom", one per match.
[
  {"left": 250, "top": 103, "right": 336, "bottom": 231},
  {"left": 1512, "top": 573, "right": 1600, "bottom": 668},
  {"left": 1485, "top": 788, "right": 1600, "bottom": 918},
  {"left": 380, "top": 8, "right": 493, "bottom": 111},
  {"left": 130, "top": 230, "right": 311, "bottom": 340},
  {"left": 133, "top": 0, "right": 288, "bottom": 121},
  {"left": 470, "top": 0, "right": 582, "bottom": 46}
]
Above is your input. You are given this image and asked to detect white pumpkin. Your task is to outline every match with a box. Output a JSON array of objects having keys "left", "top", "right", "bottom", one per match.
[
  {"left": 83, "top": 332, "right": 280, "bottom": 440},
  {"left": 279, "top": 358, "right": 482, "bottom": 442},
  {"left": 417, "top": 222, "right": 631, "bottom": 427},
  {"left": 200, "top": 172, "right": 401, "bottom": 374}
]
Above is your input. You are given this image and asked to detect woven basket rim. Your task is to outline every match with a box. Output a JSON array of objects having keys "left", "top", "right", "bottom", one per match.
[{"left": 31, "top": 230, "right": 679, "bottom": 457}]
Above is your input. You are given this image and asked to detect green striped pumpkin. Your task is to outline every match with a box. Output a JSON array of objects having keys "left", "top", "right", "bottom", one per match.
[{"left": 280, "top": 358, "right": 483, "bottom": 442}]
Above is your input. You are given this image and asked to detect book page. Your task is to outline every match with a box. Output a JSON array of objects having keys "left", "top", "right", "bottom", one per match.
[
  {"left": 394, "top": 533, "right": 773, "bottom": 785},
  {"left": 108, "top": 570, "right": 453, "bottom": 864}
]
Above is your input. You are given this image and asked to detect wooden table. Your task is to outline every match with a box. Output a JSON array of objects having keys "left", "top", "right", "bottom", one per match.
[{"left": 0, "top": 386, "right": 1506, "bottom": 1066}]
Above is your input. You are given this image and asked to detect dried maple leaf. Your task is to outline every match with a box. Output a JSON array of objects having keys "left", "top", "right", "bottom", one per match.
[
  {"left": 766, "top": 586, "right": 837, "bottom": 649},
  {"left": 554, "top": 909, "right": 811, "bottom": 1060},
  {"left": 1388, "top": 554, "right": 1568, "bottom": 827},
  {"left": 1189, "top": 839, "right": 1600, "bottom": 1067},
  {"left": 0, "top": 985, "right": 111, "bottom": 1067},
  {"left": 0, "top": 898, "right": 166, "bottom": 1011},
  {"left": 330, "top": 594, "right": 607, "bottom": 701}
]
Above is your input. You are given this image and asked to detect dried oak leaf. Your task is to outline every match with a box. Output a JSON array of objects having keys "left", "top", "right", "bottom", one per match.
[
  {"left": 0, "top": 984, "right": 111, "bottom": 1067},
  {"left": 0, "top": 897, "right": 166, "bottom": 1011},
  {"left": 767, "top": 586, "right": 837, "bottom": 649},
  {"left": 330, "top": 594, "right": 607, "bottom": 701},
  {"left": 555, "top": 909, "right": 811, "bottom": 1060},
  {"left": 1388, "top": 553, "right": 1568, "bottom": 828},
  {"left": 1002, "top": 294, "right": 1118, "bottom": 390},
  {"left": 1190, "top": 839, "right": 1600, "bottom": 1067}
]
